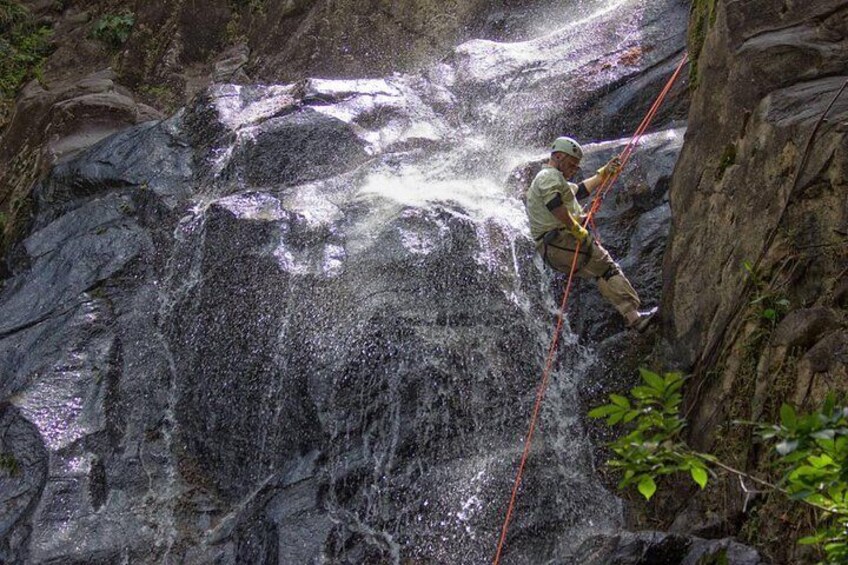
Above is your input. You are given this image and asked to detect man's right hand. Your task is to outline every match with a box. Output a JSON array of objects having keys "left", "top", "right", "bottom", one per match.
[
  {"left": 570, "top": 223, "right": 589, "bottom": 243},
  {"left": 597, "top": 156, "right": 622, "bottom": 179}
]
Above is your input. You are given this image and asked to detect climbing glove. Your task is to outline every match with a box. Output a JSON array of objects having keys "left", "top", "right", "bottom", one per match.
[
  {"left": 569, "top": 222, "right": 590, "bottom": 243},
  {"left": 596, "top": 156, "right": 622, "bottom": 180}
]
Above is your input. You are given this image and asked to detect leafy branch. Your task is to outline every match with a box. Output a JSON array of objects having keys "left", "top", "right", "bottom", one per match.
[
  {"left": 589, "top": 370, "right": 708, "bottom": 500},
  {"left": 590, "top": 369, "right": 848, "bottom": 564}
]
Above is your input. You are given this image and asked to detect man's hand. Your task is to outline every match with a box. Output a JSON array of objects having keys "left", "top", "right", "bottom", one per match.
[
  {"left": 569, "top": 222, "right": 589, "bottom": 243},
  {"left": 596, "top": 156, "right": 622, "bottom": 180}
]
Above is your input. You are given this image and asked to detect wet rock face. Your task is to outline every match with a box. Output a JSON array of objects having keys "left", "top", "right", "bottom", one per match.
[
  {"left": 445, "top": 0, "right": 690, "bottom": 146},
  {"left": 569, "top": 531, "right": 767, "bottom": 565},
  {"left": 117, "top": 0, "right": 643, "bottom": 89},
  {"left": 0, "top": 406, "right": 48, "bottom": 564},
  {"left": 227, "top": 108, "right": 369, "bottom": 188},
  {"left": 0, "top": 79, "right": 611, "bottom": 563},
  {"left": 0, "top": 68, "right": 163, "bottom": 267},
  {"left": 1, "top": 0, "right": 690, "bottom": 256},
  {"left": 0, "top": 0, "right": 693, "bottom": 562},
  {"left": 658, "top": 0, "right": 847, "bottom": 560},
  {"left": 663, "top": 0, "right": 848, "bottom": 370}
]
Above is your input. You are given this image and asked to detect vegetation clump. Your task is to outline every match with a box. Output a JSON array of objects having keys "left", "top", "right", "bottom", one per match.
[
  {"left": 90, "top": 11, "right": 135, "bottom": 49},
  {"left": 0, "top": 0, "right": 53, "bottom": 120},
  {"left": 688, "top": 0, "right": 718, "bottom": 89},
  {"left": 0, "top": 451, "right": 20, "bottom": 477},
  {"left": 591, "top": 368, "right": 848, "bottom": 564},
  {"left": 742, "top": 259, "right": 790, "bottom": 326},
  {"left": 715, "top": 143, "right": 737, "bottom": 181}
]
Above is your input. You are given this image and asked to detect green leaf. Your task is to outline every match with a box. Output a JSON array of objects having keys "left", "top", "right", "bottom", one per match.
[
  {"left": 762, "top": 308, "right": 777, "bottom": 321},
  {"left": 790, "top": 489, "right": 814, "bottom": 500},
  {"left": 812, "top": 429, "right": 836, "bottom": 441},
  {"left": 825, "top": 542, "right": 846, "bottom": 552},
  {"left": 663, "top": 394, "right": 683, "bottom": 412},
  {"left": 782, "top": 450, "right": 808, "bottom": 464},
  {"left": 798, "top": 534, "right": 825, "bottom": 546},
  {"left": 610, "top": 394, "right": 631, "bottom": 409},
  {"left": 758, "top": 425, "right": 781, "bottom": 439},
  {"left": 790, "top": 465, "right": 823, "bottom": 479},
  {"left": 608, "top": 410, "right": 626, "bottom": 426},
  {"left": 623, "top": 410, "right": 640, "bottom": 424},
  {"left": 690, "top": 466, "right": 708, "bottom": 489},
  {"left": 631, "top": 386, "right": 659, "bottom": 399},
  {"left": 588, "top": 404, "right": 621, "bottom": 419},
  {"left": 640, "top": 369, "right": 665, "bottom": 391},
  {"left": 804, "top": 493, "right": 830, "bottom": 507},
  {"left": 637, "top": 475, "right": 657, "bottom": 500},
  {"left": 809, "top": 454, "right": 834, "bottom": 468},
  {"left": 780, "top": 404, "right": 797, "bottom": 429},
  {"left": 666, "top": 377, "right": 686, "bottom": 395},
  {"left": 823, "top": 394, "right": 836, "bottom": 415},
  {"left": 664, "top": 372, "right": 684, "bottom": 386},
  {"left": 776, "top": 440, "right": 799, "bottom": 455},
  {"left": 827, "top": 485, "right": 845, "bottom": 502}
]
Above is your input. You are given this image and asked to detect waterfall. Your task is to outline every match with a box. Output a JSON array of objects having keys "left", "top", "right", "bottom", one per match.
[{"left": 0, "top": 0, "right": 688, "bottom": 562}]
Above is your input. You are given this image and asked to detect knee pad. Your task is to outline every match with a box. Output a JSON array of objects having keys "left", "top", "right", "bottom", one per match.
[{"left": 601, "top": 265, "right": 620, "bottom": 281}]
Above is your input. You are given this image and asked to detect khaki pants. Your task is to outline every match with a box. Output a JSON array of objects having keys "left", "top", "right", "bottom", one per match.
[{"left": 535, "top": 230, "right": 640, "bottom": 317}]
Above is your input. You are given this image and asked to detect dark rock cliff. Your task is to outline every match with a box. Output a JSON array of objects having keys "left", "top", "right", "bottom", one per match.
[
  {"left": 0, "top": 1, "right": 700, "bottom": 562},
  {"left": 657, "top": 0, "right": 847, "bottom": 562}
]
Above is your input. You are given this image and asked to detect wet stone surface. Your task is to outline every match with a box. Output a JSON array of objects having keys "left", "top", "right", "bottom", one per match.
[{"left": 0, "top": 0, "right": 697, "bottom": 561}]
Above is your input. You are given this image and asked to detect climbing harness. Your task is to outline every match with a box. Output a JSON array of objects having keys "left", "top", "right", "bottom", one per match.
[
  {"left": 538, "top": 229, "right": 593, "bottom": 272},
  {"left": 492, "top": 52, "right": 689, "bottom": 565}
]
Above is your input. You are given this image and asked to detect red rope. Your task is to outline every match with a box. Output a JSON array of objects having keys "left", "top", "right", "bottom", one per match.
[
  {"left": 587, "top": 54, "right": 689, "bottom": 227},
  {"left": 492, "top": 52, "right": 689, "bottom": 565}
]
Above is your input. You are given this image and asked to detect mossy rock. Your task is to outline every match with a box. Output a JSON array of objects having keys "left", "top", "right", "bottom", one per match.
[{"left": 688, "top": 0, "right": 718, "bottom": 90}]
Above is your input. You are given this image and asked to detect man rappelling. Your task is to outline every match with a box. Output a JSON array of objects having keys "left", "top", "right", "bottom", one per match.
[{"left": 526, "top": 136, "right": 657, "bottom": 332}]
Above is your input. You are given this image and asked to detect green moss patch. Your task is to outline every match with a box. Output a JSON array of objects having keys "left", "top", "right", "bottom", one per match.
[
  {"left": 90, "top": 11, "right": 135, "bottom": 49},
  {"left": 0, "top": 1, "right": 53, "bottom": 121},
  {"left": 688, "top": 0, "right": 717, "bottom": 90},
  {"left": 0, "top": 451, "right": 20, "bottom": 476},
  {"left": 715, "top": 143, "right": 737, "bottom": 180}
]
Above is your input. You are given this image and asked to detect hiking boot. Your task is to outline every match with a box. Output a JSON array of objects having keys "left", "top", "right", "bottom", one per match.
[{"left": 625, "top": 306, "right": 658, "bottom": 332}]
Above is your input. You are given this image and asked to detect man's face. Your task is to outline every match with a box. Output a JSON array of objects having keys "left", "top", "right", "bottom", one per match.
[{"left": 554, "top": 152, "right": 581, "bottom": 179}]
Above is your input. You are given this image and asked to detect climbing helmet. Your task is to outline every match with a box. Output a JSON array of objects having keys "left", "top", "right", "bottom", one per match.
[{"left": 551, "top": 136, "right": 583, "bottom": 160}]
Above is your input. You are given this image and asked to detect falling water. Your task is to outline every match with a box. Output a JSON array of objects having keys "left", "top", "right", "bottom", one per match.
[{"left": 0, "top": 0, "right": 689, "bottom": 562}]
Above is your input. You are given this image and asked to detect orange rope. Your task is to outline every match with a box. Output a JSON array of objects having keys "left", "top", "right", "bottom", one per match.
[
  {"left": 587, "top": 54, "right": 690, "bottom": 227},
  {"left": 492, "top": 52, "right": 688, "bottom": 565}
]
